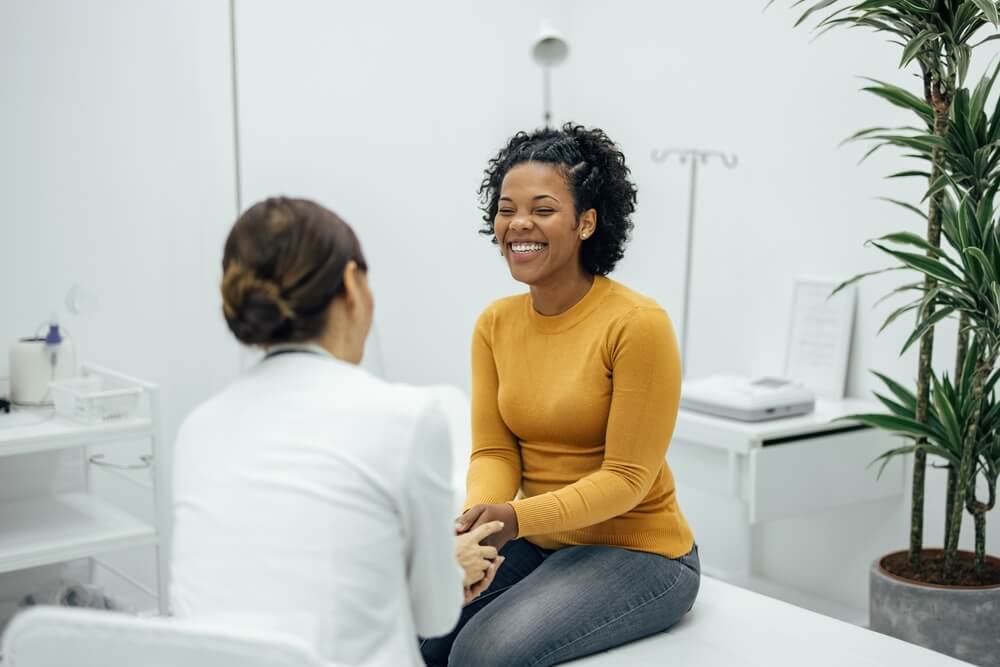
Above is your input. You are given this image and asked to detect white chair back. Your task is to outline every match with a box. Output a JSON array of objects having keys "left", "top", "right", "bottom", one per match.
[{"left": 2, "top": 607, "right": 330, "bottom": 667}]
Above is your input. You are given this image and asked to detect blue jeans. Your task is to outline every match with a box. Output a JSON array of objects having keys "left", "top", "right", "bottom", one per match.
[{"left": 420, "top": 540, "right": 700, "bottom": 666}]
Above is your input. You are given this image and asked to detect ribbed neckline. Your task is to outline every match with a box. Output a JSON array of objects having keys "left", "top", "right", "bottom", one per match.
[{"left": 526, "top": 275, "right": 612, "bottom": 334}]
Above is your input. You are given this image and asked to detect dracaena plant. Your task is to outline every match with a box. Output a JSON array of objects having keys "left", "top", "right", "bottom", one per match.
[
  {"left": 776, "top": 0, "right": 1000, "bottom": 581},
  {"left": 850, "top": 151, "right": 1000, "bottom": 577},
  {"left": 855, "top": 339, "right": 1000, "bottom": 574}
]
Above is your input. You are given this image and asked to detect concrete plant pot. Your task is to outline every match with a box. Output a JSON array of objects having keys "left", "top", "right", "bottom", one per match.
[{"left": 870, "top": 550, "right": 1000, "bottom": 666}]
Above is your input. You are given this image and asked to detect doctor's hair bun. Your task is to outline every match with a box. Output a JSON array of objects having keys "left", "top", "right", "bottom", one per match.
[
  {"left": 220, "top": 197, "right": 367, "bottom": 347},
  {"left": 221, "top": 265, "right": 295, "bottom": 345}
]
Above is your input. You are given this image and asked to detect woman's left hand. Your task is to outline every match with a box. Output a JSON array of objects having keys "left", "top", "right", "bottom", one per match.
[{"left": 456, "top": 503, "right": 518, "bottom": 551}]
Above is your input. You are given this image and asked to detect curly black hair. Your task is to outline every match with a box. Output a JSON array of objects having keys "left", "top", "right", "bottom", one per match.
[{"left": 478, "top": 123, "right": 638, "bottom": 276}]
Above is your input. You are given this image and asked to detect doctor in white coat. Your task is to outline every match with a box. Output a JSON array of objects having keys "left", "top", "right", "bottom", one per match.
[{"left": 170, "top": 196, "right": 503, "bottom": 667}]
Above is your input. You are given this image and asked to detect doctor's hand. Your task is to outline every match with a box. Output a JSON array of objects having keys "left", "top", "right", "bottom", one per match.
[
  {"left": 455, "top": 503, "right": 518, "bottom": 551},
  {"left": 455, "top": 520, "right": 503, "bottom": 587},
  {"left": 464, "top": 555, "right": 505, "bottom": 605}
]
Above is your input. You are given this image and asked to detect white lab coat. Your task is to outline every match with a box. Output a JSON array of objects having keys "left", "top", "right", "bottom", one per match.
[{"left": 170, "top": 346, "right": 464, "bottom": 666}]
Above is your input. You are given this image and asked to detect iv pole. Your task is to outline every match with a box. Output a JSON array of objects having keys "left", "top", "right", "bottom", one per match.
[{"left": 651, "top": 148, "right": 738, "bottom": 377}]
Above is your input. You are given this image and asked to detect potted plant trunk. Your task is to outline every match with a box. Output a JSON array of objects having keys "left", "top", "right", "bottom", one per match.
[{"left": 777, "top": 2, "right": 1000, "bottom": 664}]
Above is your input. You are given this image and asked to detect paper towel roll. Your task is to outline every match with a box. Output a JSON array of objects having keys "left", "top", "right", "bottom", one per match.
[{"left": 10, "top": 337, "right": 76, "bottom": 406}]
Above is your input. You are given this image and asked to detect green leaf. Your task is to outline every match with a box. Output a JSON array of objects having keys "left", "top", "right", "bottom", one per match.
[
  {"left": 854, "top": 1, "right": 899, "bottom": 11},
  {"left": 871, "top": 446, "right": 918, "bottom": 479},
  {"left": 877, "top": 133, "right": 946, "bottom": 154},
  {"left": 920, "top": 443, "right": 962, "bottom": 466},
  {"left": 873, "top": 281, "right": 926, "bottom": 308},
  {"left": 795, "top": 0, "right": 839, "bottom": 27},
  {"left": 874, "top": 391, "right": 914, "bottom": 418},
  {"left": 965, "top": 246, "right": 999, "bottom": 283},
  {"left": 900, "top": 29, "right": 936, "bottom": 67},
  {"left": 847, "top": 413, "right": 935, "bottom": 439},
  {"left": 886, "top": 170, "right": 931, "bottom": 179},
  {"left": 971, "top": 33, "right": 1000, "bottom": 48},
  {"left": 830, "top": 266, "right": 904, "bottom": 296},
  {"left": 858, "top": 141, "right": 887, "bottom": 164},
  {"left": 955, "top": 44, "right": 972, "bottom": 88},
  {"left": 878, "top": 231, "right": 947, "bottom": 257},
  {"left": 880, "top": 300, "right": 920, "bottom": 333},
  {"left": 922, "top": 173, "right": 955, "bottom": 202},
  {"left": 932, "top": 383, "right": 964, "bottom": 451},
  {"left": 877, "top": 197, "right": 926, "bottom": 220},
  {"left": 901, "top": 305, "right": 957, "bottom": 355},
  {"left": 970, "top": 64, "right": 1000, "bottom": 128},
  {"left": 860, "top": 79, "right": 934, "bottom": 123},
  {"left": 971, "top": 0, "right": 1000, "bottom": 26},
  {"left": 872, "top": 371, "right": 916, "bottom": 409},
  {"left": 870, "top": 243, "right": 963, "bottom": 285},
  {"left": 841, "top": 126, "right": 921, "bottom": 144}
]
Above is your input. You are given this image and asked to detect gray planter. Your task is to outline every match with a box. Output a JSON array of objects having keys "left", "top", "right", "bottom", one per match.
[{"left": 870, "top": 550, "right": 1000, "bottom": 666}]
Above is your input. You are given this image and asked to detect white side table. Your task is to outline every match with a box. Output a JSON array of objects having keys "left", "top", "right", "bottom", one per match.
[{"left": 668, "top": 398, "right": 905, "bottom": 623}]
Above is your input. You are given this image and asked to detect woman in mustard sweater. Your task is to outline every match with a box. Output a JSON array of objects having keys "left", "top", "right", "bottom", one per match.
[{"left": 420, "top": 124, "right": 699, "bottom": 666}]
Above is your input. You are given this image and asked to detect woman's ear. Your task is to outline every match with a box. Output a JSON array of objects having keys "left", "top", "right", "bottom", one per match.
[
  {"left": 578, "top": 209, "right": 597, "bottom": 240},
  {"left": 341, "top": 261, "right": 364, "bottom": 312},
  {"left": 341, "top": 260, "right": 374, "bottom": 330}
]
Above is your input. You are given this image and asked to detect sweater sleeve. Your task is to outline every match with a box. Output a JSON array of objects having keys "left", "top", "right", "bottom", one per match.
[
  {"left": 464, "top": 308, "right": 523, "bottom": 510},
  {"left": 510, "top": 307, "right": 682, "bottom": 536},
  {"left": 404, "top": 399, "right": 464, "bottom": 638}
]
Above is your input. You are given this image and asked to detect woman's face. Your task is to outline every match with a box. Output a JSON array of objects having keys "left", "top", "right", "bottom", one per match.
[
  {"left": 494, "top": 162, "right": 595, "bottom": 287},
  {"left": 325, "top": 261, "right": 374, "bottom": 364},
  {"left": 350, "top": 267, "right": 374, "bottom": 356}
]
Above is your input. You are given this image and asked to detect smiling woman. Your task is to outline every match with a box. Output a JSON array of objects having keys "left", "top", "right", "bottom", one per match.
[
  {"left": 419, "top": 125, "right": 700, "bottom": 667},
  {"left": 479, "top": 124, "right": 637, "bottom": 314}
]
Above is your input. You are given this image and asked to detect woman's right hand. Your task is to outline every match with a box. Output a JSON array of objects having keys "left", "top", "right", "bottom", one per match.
[{"left": 454, "top": 520, "right": 504, "bottom": 587}]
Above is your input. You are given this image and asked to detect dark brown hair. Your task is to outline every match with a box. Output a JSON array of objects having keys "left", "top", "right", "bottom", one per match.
[
  {"left": 479, "top": 123, "right": 637, "bottom": 275},
  {"left": 221, "top": 197, "right": 367, "bottom": 346}
]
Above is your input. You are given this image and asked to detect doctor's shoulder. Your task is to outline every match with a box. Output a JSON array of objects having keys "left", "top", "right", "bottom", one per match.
[{"left": 367, "top": 382, "right": 459, "bottom": 458}]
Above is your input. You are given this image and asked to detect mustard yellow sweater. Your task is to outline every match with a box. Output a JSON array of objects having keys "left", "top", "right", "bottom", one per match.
[{"left": 466, "top": 276, "right": 694, "bottom": 559}]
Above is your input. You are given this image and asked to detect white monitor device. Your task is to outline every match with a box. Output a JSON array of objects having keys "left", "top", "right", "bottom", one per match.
[{"left": 680, "top": 375, "right": 816, "bottom": 422}]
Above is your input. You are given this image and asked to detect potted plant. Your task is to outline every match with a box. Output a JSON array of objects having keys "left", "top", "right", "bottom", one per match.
[{"left": 775, "top": 2, "right": 1000, "bottom": 663}]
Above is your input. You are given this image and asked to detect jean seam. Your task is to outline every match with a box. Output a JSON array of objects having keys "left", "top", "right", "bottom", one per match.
[
  {"left": 469, "top": 583, "right": 515, "bottom": 606},
  {"left": 529, "top": 566, "right": 696, "bottom": 667}
]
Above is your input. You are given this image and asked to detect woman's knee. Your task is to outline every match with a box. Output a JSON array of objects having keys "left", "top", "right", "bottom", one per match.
[{"left": 448, "top": 622, "right": 536, "bottom": 667}]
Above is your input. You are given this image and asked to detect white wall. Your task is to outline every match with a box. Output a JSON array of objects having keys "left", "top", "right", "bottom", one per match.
[
  {"left": 233, "top": 0, "right": 569, "bottom": 389},
  {"left": 1, "top": 0, "right": 240, "bottom": 609},
  {"left": 0, "top": 0, "right": 240, "bottom": 442}
]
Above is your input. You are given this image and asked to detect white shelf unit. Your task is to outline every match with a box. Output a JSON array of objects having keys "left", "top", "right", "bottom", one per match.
[
  {"left": 0, "top": 494, "right": 157, "bottom": 574},
  {"left": 0, "top": 364, "right": 166, "bottom": 614}
]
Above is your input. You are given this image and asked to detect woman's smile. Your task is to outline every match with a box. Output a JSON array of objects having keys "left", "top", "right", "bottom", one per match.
[{"left": 507, "top": 241, "right": 548, "bottom": 263}]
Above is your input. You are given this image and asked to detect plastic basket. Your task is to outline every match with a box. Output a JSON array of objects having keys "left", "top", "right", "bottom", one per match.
[{"left": 49, "top": 376, "right": 142, "bottom": 424}]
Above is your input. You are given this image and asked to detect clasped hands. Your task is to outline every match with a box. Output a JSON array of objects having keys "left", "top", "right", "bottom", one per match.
[{"left": 453, "top": 503, "right": 519, "bottom": 604}]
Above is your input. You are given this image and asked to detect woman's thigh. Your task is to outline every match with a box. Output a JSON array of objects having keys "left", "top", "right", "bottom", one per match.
[
  {"left": 419, "top": 538, "right": 549, "bottom": 666},
  {"left": 448, "top": 545, "right": 700, "bottom": 667}
]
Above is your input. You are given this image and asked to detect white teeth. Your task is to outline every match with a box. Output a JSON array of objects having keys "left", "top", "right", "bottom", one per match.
[{"left": 511, "top": 242, "right": 545, "bottom": 253}]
